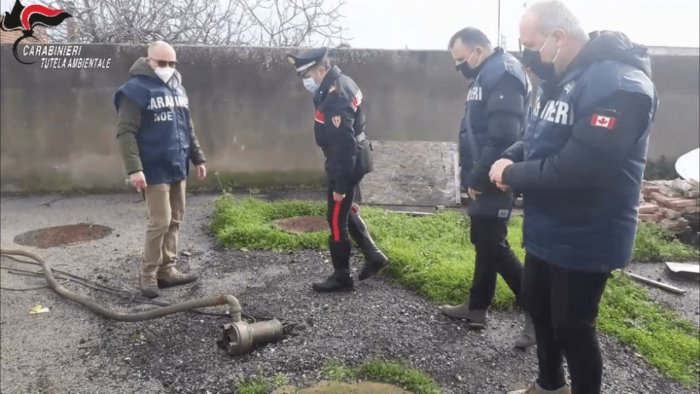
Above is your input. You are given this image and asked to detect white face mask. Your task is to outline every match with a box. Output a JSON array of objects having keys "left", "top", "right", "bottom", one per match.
[
  {"left": 154, "top": 67, "right": 176, "bottom": 83},
  {"left": 303, "top": 77, "right": 318, "bottom": 93}
]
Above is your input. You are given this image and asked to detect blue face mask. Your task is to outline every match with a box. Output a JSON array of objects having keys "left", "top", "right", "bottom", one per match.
[
  {"left": 521, "top": 35, "right": 560, "bottom": 80},
  {"left": 303, "top": 77, "right": 319, "bottom": 93}
]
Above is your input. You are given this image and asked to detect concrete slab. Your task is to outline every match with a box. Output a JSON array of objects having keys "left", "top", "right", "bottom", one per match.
[{"left": 361, "top": 140, "right": 460, "bottom": 207}]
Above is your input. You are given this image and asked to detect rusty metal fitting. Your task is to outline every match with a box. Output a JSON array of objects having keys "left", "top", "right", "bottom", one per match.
[{"left": 220, "top": 319, "right": 284, "bottom": 355}]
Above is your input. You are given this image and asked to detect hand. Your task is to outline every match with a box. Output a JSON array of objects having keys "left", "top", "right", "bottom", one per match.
[
  {"left": 196, "top": 164, "right": 207, "bottom": 180},
  {"left": 489, "top": 158, "right": 514, "bottom": 185},
  {"left": 333, "top": 192, "right": 345, "bottom": 201},
  {"left": 495, "top": 182, "right": 510, "bottom": 192},
  {"left": 130, "top": 171, "right": 147, "bottom": 191},
  {"left": 467, "top": 187, "right": 482, "bottom": 200}
]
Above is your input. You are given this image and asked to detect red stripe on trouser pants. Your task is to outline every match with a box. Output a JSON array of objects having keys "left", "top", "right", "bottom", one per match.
[{"left": 332, "top": 200, "right": 341, "bottom": 241}]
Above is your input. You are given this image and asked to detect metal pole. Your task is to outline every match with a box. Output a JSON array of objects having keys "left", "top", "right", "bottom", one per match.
[{"left": 497, "top": 0, "right": 502, "bottom": 47}]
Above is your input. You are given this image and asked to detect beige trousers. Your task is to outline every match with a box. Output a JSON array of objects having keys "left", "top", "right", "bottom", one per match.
[{"left": 142, "top": 181, "right": 186, "bottom": 275}]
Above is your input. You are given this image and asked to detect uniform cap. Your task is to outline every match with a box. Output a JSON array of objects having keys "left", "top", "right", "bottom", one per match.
[{"left": 286, "top": 47, "right": 329, "bottom": 76}]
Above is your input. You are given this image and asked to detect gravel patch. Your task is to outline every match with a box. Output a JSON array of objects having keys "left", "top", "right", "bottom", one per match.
[
  {"left": 1, "top": 193, "right": 697, "bottom": 393},
  {"left": 625, "top": 262, "right": 700, "bottom": 328}
]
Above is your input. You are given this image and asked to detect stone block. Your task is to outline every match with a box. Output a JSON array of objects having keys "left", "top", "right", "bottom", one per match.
[
  {"left": 639, "top": 202, "right": 659, "bottom": 214},
  {"left": 361, "top": 140, "right": 460, "bottom": 207}
]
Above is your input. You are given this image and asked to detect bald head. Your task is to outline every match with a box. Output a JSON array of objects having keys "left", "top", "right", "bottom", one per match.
[
  {"left": 148, "top": 40, "right": 176, "bottom": 60},
  {"left": 147, "top": 40, "right": 176, "bottom": 70}
]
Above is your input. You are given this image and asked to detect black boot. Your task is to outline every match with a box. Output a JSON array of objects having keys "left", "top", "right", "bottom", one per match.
[
  {"left": 349, "top": 212, "right": 389, "bottom": 280},
  {"left": 312, "top": 238, "right": 354, "bottom": 292}
]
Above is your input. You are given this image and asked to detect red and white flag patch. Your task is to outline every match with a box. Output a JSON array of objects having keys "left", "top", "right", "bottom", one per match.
[{"left": 591, "top": 113, "right": 616, "bottom": 129}]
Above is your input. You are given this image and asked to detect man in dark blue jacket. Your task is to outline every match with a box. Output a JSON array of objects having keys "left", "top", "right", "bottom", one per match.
[
  {"left": 440, "top": 27, "right": 535, "bottom": 349},
  {"left": 287, "top": 48, "right": 388, "bottom": 292},
  {"left": 114, "top": 41, "right": 207, "bottom": 299},
  {"left": 491, "top": 2, "right": 658, "bottom": 393}
]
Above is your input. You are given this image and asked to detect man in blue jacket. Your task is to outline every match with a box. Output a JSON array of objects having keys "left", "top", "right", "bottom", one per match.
[
  {"left": 490, "top": 2, "right": 658, "bottom": 393},
  {"left": 440, "top": 27, "right": 535, "bottom": 349},
  {"left": 114, "top": 41, "right": 207, "bottom": 299}
]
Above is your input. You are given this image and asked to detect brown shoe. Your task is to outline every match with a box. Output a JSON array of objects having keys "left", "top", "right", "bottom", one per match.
[
  {"left": 439, "top": 301, "right": 471, "bottom": 319},
  {"left": 439, "top": 301, "right": 487, "bottom": 329},
  {"left": 140, "top": 272, "right": 160, "bottom": 299},
  {"left": 157, "top": 267, "right": 198, "bottom": 288}
]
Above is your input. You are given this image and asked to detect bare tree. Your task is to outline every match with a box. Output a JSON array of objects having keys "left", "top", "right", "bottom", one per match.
[{"left": 47, "top": 0, "right": 348, "bottom": 46}]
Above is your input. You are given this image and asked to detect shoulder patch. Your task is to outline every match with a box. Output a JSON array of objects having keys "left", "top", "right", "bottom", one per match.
[
  {"left": 590, "top": 108, "right": 617, "bottom": 130},
  {"left": 331, "top": 115, "right": 342, "bottom": 128}
]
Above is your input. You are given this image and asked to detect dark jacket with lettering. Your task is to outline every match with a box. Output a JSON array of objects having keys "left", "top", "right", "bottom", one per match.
[
  {"left": 313, "top": 65, "right": 369, "bottom": 194},
  {"left": 114, "top": 58, "right": 204, "bottom": 185},
  {"left": 501, "top": 31, "right": 658, "bottom": 272},
  {"left": 459, "top": 48, "right": 531, "bottom": 218}
]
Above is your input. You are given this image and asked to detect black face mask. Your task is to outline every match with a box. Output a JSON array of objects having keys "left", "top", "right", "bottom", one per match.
[
  {"left": 521, "top": 35, "right": 562, "bottom": 81},
  {"left": 521, "top": 49, "right": 555, "bottom": 81},
  {"left": 455, "top": 50, "right": 484, "bottom": 80},
  {"left": 456, "top": 61, "right": 478, "bottom": 79}
]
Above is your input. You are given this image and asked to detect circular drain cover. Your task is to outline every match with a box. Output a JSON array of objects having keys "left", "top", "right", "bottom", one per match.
[
  {"left": 271, "top": 216, "right": 327, "bottom": 234},
  {"left": 14, "top": 223, "right": 113, "bottom": 249}
]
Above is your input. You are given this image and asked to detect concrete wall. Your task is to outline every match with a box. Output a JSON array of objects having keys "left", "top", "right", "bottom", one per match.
[{"left": 1, "top": 44, "right": 698, "bottom": 192}]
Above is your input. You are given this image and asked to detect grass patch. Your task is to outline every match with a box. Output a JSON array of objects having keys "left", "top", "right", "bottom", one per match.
[
  {"left": 211, "top": 196, "right": 700, "bottom": 387},
  {"left": 236, "top": 374, "right": 289, "bottom": 394},
  {"left": 211, "top": 197, "right": 327, "bottom": 251},
  {"left": 211, "top": 196, "right": 521, "bottom": 308},
  {"left": 599, "top": 273, "right": 699, "bottom": 386},
  {"left": 322, "top": 360, "right": 441, "bottom": 394},
  {"left": 633, "top": 222, "right": 699, "bottom": 262}
]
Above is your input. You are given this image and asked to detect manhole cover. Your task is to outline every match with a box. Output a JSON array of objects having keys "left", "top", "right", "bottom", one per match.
[
  {"left": 14, "top": 223, "right": 113, "bottom": 249},
  {"left": 271, "top": 216, "right": 327, "bottom": 234}
]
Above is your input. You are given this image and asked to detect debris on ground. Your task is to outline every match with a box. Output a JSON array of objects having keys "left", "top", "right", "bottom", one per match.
[
  {"left": 28, "top": 304, "right": 50, "bottom": 314},
  {"left": 623, "top": 271, "right": 688, "bottom": 294},
  {"left": 640, "top": 179, "right": 700, "bottom": 233},
  {"left": 666, "top": 262, "right": 700, "bottom": 278}
]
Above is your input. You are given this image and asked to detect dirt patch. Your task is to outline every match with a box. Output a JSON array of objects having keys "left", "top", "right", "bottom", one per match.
[
  {"left": 275, "top": 381, "right": 411, "bottom": 393},
  {"left": 272, "top": 216, "right": 327, "bottom": 234},
  {"left": 13, "top": 223, "right": 113, "bottom": 248}
]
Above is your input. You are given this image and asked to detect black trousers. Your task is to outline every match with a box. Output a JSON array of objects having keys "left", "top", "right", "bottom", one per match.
[
  {"left": 326, "top": 181, "right": 358, "bottom": 242},
  {"left": 522, "top": 253, "right": 609, "bottom": 394},
  {"left": 468, "top": 216, "right": 524, "bottom": 310}
]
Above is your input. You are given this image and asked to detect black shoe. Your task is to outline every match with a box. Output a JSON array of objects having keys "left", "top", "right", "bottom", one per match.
[
  {"left": 314, "top": 238, "right": 354, "bottom": 292},
  {"left": 348, "top": 213, "right": 389, "bottom": 280},
  {"left": 358, "top": 255, "right": 389, "bottom": 280},
  {"left": 312, "top": 271, "right": 354, "bottom": 292}
]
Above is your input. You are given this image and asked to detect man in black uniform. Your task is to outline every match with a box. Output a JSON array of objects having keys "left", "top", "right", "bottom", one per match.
[
  {"left": 439, "top": 27, "right": 535, "bottom": 349},
  {"left": 287, "top": 48, "right": 389, "bottom": 292}
]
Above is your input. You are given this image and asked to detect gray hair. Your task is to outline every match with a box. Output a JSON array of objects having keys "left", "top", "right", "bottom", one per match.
[{"left": 527, "top": 1, "right": 588, "bottom": 41}]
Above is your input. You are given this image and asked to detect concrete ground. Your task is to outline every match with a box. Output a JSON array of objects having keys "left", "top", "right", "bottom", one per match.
[{"left": 0, "top": 192, "right": 698, "bottom": 394}]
